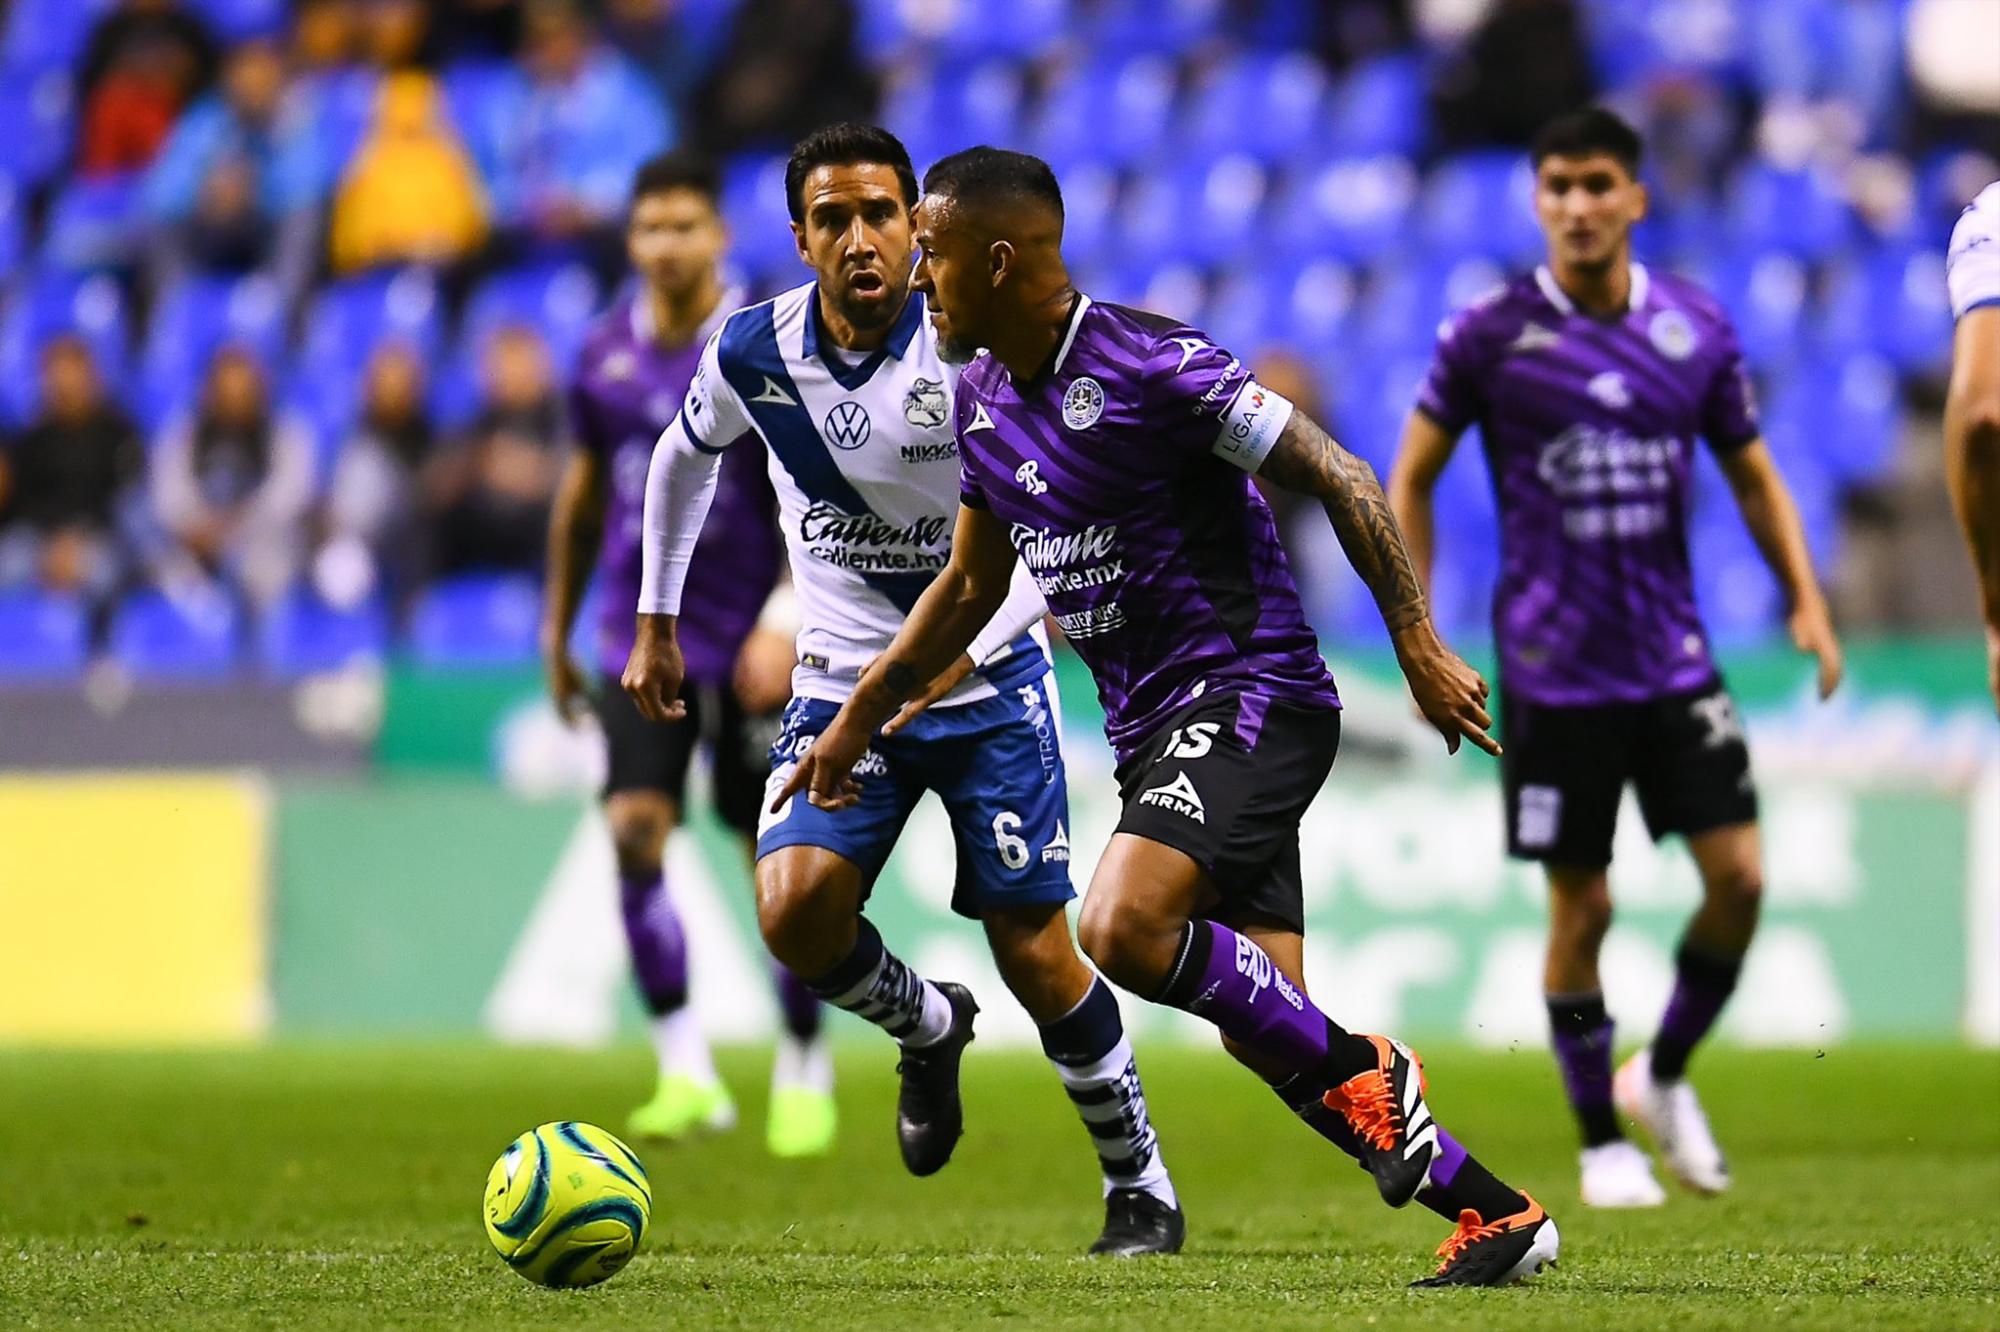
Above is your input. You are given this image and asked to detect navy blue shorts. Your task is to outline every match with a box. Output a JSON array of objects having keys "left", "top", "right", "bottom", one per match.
[{"left": 756, "top": 675, "right": 1076, "bottom": 919}]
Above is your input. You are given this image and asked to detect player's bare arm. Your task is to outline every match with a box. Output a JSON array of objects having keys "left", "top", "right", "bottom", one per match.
[
  {"left": 1945, "top": 304, "right": 2000, "bottom": 710},
  {"left": 775, "top": 503, "right": 1019, "bottom": 810},
  {"left": 1260, "top": 407, "right": 1500, "bottom": 756},
  {"left": 1715, "top": 440, "right": 1843, "bottom": 700},
  {"left": 542, "top": 449, "right": 608, "bottom": 723},
  {"left": 1385, "top": 409, "right": 1462, "bottom": 594}
]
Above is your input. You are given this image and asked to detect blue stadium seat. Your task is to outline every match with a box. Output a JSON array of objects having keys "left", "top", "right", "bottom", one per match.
[
  {"left": 43, "top": 174, "right": 144, "bottom": 271},
  {"left": 1201, "top": 257, "right": 1362, "bottom": 359},
  {"left": 1692, "top": 521, "right": 1783, "bottom": 645},
  {"left": 1116, "top": 157, "right": 1272, "bottom": 269},
  {"left": 139, "top": 273, "right": 287, "bottom": 430},
  {"left": 719, "top": 154, "right": 799, "bottom": 288},
  {"left": 1, "top": 0, "right": 108, "bottom": 78},
  {"left": 0, "top": 270, "right": 131, "bottom": 426},
  {"left": 0, "top": 177, "right": 23, "bottom": 279},
  {"left": 1816, "top": 247, "right": 1954, "bottom": 375},
  {"left": 1029, "top": 55, "right": 1178, "bottom": 171},
  {"left": 111, "top": 590, "right": 242, "bottom": 682},
  {"left": 1085, "top": 0, "right": 1225, "bottom": 56},
  {"left": 1724, "top": 162, "right": 1855, "bottom": 262},
  {"left": 0, "top": 590, "right": 90, "bottom": 680},
  {"left": 933, "top": 0, "right": 1071, "bottom": 62},
  {"left": 409, "top": 573, "right": 541, "bottom": 669},
  {"left": 0, "top": 67, "right": 73, "bottom": 189},
  {"left": 187, "top": 0, "right": 288, "bottom": 41},
  {"left": 258, "top": 591, "right": 390, "bottom": 678},
  {"left": 1319, "top": 54, "right": 1426, "bottom": 160},
  {"left": 1419, "top": 152, "right": 1542, "bottom": 263},
  {"left": 883, "top": 60, "right": 1029, "bottom": 169},
  {"left": 300, "top": 270, "right": 445, "bottom": 416},
  {"left": 1352, "top": 255, "right": 1506, "bottom": 361},
  {"left": 461, "top": 262, "right": 601, "bottom": 373},
  {"left": 1691, "top": 250, "right": 1810, "bottom": 372},
  {"left": 1764, "top": 354, "right": 1902, "bottom": 484},
  {"left": 1180, "top": 52, "right": 1329, "bottom": 163},
  {"left": 1050, "top": 162, "right": 1119, "bottom": 271},
  {"left": 1332, "top": 351, "right": 1435, "bottom": 472},
  {"left": 1266, "top": 155, "right": 1419, "bottom": 264}
]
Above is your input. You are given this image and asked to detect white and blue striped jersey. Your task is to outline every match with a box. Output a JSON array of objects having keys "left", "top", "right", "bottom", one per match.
[
  {"left": 647, "top": 280, "right": 1048, "bottom": 708},
  {"left": 1947, "top": 180, "right": 2000, "bottom": 320}
]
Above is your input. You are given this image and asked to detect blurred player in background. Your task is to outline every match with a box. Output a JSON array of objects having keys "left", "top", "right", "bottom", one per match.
[
  {"left": 625, "top": 126, "right": 1185, "bottom": 1256},
  {"left": 1943, "top": 180, "right": 2000, "bottom": 712},
  {"left": 781, "top": 146, "right": 1560, "bottom": 1288},
  {"left": 544, "top": 152, "right": 834, "bottom": 1158},
  {"left": 1388, "top": 108, "right": 1842, "bottom": 1208}
]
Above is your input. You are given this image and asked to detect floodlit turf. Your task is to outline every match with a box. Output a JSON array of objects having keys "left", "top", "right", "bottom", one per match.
[{"left": 0, "top": 1042, "right": 1994, "bottom": 1330}]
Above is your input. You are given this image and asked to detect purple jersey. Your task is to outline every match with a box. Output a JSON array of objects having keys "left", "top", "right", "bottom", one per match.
[
  {"left": 1417, "top": 265, "right": 1761, "bottom": 707},
  {"left": 956, "top": 296, "right": 1337, "bottom": 760},
  {"left": 570, "top": 291, "right": 781, "bottom": 680}
]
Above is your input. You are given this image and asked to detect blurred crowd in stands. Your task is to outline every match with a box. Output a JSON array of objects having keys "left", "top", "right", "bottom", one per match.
[{"left": 0, "top": 0, "right": 1994, "bottom": 681}]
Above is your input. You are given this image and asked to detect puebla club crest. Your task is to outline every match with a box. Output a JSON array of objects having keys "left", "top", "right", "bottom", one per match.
[
  {"left": 1061, "top": 376, "right": 1105, "bottom": 430},
  {"left": 902, "top": 377, "right": 948, "bottom": 428}
]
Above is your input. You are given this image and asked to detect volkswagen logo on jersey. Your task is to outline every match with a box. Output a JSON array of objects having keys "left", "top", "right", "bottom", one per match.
[
  {"left": 902, "top": 376, "right": 948, "bottom": 428},
  {"left": 1062, "top": 376, "right": 1105, "bottom": 430},
  {"left": 825, "top": 400, "right": 873, "bottom": 450}
]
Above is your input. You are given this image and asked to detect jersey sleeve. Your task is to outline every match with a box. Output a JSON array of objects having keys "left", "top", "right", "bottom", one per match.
[
  {"left": 565, "top": 364, "right": 609, "bottom": 459},
  {"left": 1947, "top": 184, "right": 2000, "bottom": 319},
  {"left": 681, "top": 328, "right": 754, "bottom": 454},
  {"left": 1414, "top": 309, "right": 1484, "bottom": 435},
  {"left": 954, "top": 385, "right": 990, "bottom": 509},
  {"left": 1142, "top": 330, "right": 1294, "bottom": 473},
  {"left": 1699, "top": 314, "right": 1761, "bottom": 453}
]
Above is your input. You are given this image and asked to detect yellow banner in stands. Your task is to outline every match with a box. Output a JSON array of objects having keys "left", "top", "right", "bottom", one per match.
[{"left": 0, "top": 774, "right": 268, "bottom": 1043}]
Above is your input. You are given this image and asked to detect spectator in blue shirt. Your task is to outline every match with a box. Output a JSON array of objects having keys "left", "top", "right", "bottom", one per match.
[
  {"left": 142, "top": 38, "right": 327, "bottom": 304},
  {"left": 476, "top": 0, "right": 674, "bottom": 283}
]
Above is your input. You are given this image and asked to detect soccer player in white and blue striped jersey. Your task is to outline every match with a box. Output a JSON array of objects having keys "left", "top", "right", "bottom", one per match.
[
  {"left": 621, "top": 125, "right": 1182, "bottom": 1255},
  {"left": 1945, "top": 179, "right": 2000, "bottom": 711}
]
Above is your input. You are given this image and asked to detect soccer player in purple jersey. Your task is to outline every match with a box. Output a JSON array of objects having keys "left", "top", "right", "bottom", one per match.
[
  {"left": 544, "top": 152, "right": 833, "bottom": 1158},
  {"left": 1387, "top": 109, "right": 1844, "bottom": 1208},
  {"left": 776, "top": 147, "right": 1559, "bottom": 1287}
]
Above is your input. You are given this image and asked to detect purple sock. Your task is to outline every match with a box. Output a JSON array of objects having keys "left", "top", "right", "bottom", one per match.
[
  {"left": 1652, "top": 939, "right": 1744, "bottom": 1081},
  {"left": 1157, "top": 921, "right": 1374, "bottom": 1081},
  {"left": 619, "top": 870, "right": 688, "bottom": 1015},
  {"left": 772, "top": 959, "right": 823, "bottom": 1042},
  {"left": 1548, "top": 992, "right": 1621, "bottom": 1147}
]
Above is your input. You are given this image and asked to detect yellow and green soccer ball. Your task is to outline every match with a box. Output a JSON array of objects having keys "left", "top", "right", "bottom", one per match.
[{"left": 483, "top": 1121, "right": 652, "bottom": 1288}]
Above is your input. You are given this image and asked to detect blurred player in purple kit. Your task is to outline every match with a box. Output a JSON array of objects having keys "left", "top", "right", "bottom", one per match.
[
  {"left": 544, "top": 152, "right": 833, "bottom": 1157},
  {"left": 1388, "top": 109, "right": 1842, "bottom": 1207},
  {"left": 778, "top": 146, "right": 1559, "bottom": 1287}
]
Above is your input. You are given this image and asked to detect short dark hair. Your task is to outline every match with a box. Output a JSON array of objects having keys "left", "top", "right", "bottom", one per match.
[
  {"left": 1530, "top": 107, "right": 1644, "bottom": 177},
  {"left": 630, "top": 150, "right": 721, "bottom": 210},
  {"left": 784, "top": 123, "right": 918, "bottom": 224},
  {"left": 922, "top": 146, "right": 1064, "bottom": 219}
]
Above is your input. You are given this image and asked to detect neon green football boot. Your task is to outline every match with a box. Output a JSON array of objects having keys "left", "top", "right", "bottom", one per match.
[
  {"left": 627, "top": 1075, "right": 737, "bottom": 1142},
  {"left": 766, "top": 1086, "right": 837, "bottom": 1158}
]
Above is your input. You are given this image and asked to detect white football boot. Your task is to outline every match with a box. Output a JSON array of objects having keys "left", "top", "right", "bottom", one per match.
[
  {"left": 1579, "top": 1139, "right": 1667, "bottom": 1208},
  {"left": 1615, "top": 1047, "right": 1731, "bottom": 1195}
]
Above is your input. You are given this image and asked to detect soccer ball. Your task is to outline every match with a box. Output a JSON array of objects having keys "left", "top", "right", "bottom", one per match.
[{"left": 483, "top": 1121, "right": 652, "bottom": 1288}]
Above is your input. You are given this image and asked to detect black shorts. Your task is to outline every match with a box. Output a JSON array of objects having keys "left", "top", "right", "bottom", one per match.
[
  {"left": 1499, "top": 679, "right": 1759, "bottom": 868},
  {"left": 1113, "top": 691, "right": 1341, "bottom": 934},
  {"left": 592, "top": 674, "right": 778, "bottom": 837}
]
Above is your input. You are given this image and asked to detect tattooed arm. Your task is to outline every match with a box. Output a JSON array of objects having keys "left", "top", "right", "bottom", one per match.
[
  {"left": 772, "top": 503, "right": 1021, "bottom": 810},
  {"left": 1259, "top": 409, "right": 1501, "bottom": 756}
]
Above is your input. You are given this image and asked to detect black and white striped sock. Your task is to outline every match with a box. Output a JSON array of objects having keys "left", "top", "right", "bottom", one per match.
[
  {"left": 803, "top": 918, "right": 953, "bottom": 1047},
  {"left": 1040, "top": 979, "right": 1175, "bottom": 1207}
]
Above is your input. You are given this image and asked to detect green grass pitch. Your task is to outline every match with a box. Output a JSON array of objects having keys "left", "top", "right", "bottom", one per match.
[{"left": 2, "top": 1042, "right": 1995, "bottom": 1329}]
